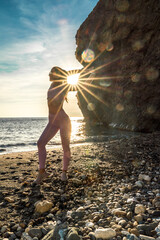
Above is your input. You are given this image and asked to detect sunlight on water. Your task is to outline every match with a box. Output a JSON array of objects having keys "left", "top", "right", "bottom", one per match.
[
  {"left": 70, "top": 117, "right": 84, "bottom": 141},
  {"left": 81, "top": 49, "right": 95, "bottom": 62}
]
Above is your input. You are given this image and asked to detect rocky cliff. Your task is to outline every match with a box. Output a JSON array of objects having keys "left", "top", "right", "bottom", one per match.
[{"left": 75, "top": 0, "right": 160, "bottom": 132}]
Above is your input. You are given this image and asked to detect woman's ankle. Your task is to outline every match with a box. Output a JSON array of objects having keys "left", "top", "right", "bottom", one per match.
[{"left": 39, "top": 168, "right": 45, "bottom": 174}]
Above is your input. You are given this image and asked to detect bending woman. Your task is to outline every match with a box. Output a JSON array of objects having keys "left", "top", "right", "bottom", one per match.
[{"left": 34, "top": 66, "right": 71, "bottom": 184}]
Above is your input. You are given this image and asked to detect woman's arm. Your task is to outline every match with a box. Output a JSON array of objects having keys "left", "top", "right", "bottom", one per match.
[{"left": 67, "top": 68, "right": 83, "bottom": 75}]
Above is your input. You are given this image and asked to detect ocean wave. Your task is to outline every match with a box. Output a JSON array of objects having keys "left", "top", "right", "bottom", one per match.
[{"left": 0, "top": 142, "right": 37, "bottom": 148}]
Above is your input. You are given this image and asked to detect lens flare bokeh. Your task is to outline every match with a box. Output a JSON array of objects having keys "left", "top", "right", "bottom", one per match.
[{"left": 81, "top": 49, "right": 95, "bottom": 63}]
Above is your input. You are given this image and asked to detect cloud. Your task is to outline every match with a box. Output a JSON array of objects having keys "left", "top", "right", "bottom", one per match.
[{"left": 0, "top": 0, "right": 98, "bottom": 117}]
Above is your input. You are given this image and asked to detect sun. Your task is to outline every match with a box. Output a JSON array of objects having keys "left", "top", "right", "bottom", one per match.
[{"left": 67, "top": 73, "right": 80, "bottom": 85}]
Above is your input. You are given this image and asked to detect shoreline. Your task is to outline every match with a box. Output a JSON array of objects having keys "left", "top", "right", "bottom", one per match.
[
  {"left": 0, "top": 142, "right": 94, "bottom": 156},
  {"left": 0, "top": 132, "right": 160, "bottom": 239}
]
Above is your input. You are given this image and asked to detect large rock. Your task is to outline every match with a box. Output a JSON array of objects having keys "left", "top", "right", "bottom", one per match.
[{"left": 75, "top": 0, "right": 160, "bottom": 132}]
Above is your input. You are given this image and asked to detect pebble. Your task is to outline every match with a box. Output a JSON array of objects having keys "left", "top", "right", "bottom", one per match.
[
  {"left": 4, "top": 197, "right": 15, "bottom": 203},
  {"left": 139, "top": 235, "right": 156, "bottom": 240},
  {"left": 134, "top": 214, "right": 143, "bottom": 223},
  {"left": 130, "top": 228, "right": 139, "bottom": 236},
  {"left": 135, "top": 204, "right": 146, "bottom": 214},
  {"left": 34, "top": 200, "right": 53, "bottom": 214},
  {"left": 1, "top": 226, "right": 8, "bottom": 234},
  {"left": 21, "top": 232, "right": 33, "bottom": 240},
  {"left": 66, "top": 228, "right": 81, "bottom": 240},
  {"left": 95, "top": 228, "right": 116, "bottom": 239},
  {"left": 112, "top": 209, "right": 127, "bottom": 217},
  {"left": 0, "top": 138, "right": 160, "bottom": 240},
  {"left": 138, "top": 174, "right": 151, "bottom": 182},
  {"left": 28, "top": 228, "right": 42, "bottom": 239},
  {"left": 135, "top": 181, "right": 143, "bottom": 188},
  {"left": 118, "top": 220, "right": 127, "bottom": 227},
  {"left": 85, "top": 222, "right": 94, "bottom": 228}
]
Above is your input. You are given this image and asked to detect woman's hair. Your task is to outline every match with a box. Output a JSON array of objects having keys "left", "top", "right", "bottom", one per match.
[
  {"left": 50, "top": 66, "right": 67, "bottom": 76},
  {"left": 49, "top": 66, "right": 68, "bottom": 87}
]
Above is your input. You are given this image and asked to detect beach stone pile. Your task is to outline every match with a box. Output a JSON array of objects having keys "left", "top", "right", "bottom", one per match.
[
  {"left": 0, "top": 132, "right": 160, "bottom": 239},
  {"left": 75, "top": 0, "right": 160, "bottom": 132}
]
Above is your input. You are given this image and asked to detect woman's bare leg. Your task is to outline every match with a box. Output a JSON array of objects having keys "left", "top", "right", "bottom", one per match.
[
  {"left": 34, "top": 122, "right": 59, "bottom": 184},
  {"left": 60, "top": 118, "right": 71, "bottom": 181}
]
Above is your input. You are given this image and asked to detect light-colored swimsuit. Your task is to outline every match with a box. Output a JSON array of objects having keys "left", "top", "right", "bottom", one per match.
[{"left": 37, "top": 84, "right": 71, "bottom": 171}]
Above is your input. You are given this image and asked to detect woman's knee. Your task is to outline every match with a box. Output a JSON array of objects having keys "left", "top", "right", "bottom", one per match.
[{"left": 37, "top": 139, "right": 46, "bottom": 149}]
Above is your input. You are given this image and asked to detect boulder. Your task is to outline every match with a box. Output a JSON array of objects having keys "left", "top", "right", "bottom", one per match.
[{"left": 75, "top": 0, "right": 160, "bottom": 132}]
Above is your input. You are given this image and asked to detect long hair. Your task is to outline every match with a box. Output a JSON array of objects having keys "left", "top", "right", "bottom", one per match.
[
  {"left": 50, "top": 66, "right": 67, "bottom": 84},
  {"left": 50, "top": 66, "right": 69, "bottom": 101}
]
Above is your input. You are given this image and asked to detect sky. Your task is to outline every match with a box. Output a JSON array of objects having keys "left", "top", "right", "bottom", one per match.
[{"left": 0, "top": 0, "right": 98, "bottom": 117}]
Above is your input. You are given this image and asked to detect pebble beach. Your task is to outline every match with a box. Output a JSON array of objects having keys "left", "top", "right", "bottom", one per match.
[{"left": 0, "top": 132, "right": 160, "bottom": 240}]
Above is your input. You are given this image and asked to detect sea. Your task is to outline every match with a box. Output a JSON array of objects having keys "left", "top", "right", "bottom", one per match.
[{"left": 0, "top": 117, "right": 138, "bottom": 154}]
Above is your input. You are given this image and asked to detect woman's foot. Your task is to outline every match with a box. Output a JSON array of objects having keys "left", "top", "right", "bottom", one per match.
[
  {"left": 61, "top": 171, "right": 68, "bottom": 181},
  {"left": 33, "top": 170, "right": 49, "bottom": 185}
]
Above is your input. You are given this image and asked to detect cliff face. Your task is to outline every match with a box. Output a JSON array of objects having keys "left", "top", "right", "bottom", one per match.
[{"left": 75, "top": 0, "right": 160, "bottom": 132}]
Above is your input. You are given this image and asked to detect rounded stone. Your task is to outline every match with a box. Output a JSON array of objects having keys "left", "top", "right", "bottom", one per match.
[{"left": 135, "top": 204, "right": 146, "bottom": 214}]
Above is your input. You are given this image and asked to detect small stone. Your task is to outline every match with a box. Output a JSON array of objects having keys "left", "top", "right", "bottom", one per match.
[
  {"left": 139, "top": 235, "right": 156, "bottom": 240},
  {"left": 137, "top": 222, "right": 159, "bottom": 235},
  {"left": 130, "top": 228, "right": 139, "bottom": 236},
  {"left": 4, "top": 197, "right": 14, "bottom": 203},
  {"left": 134, "top": 214, "right": 143, "bottom": 223},
  {"left": 138, "top": 174, "right": 151, "bottom": 181},
  {"left": 118, "top": 220, "right": 127, "bottom": 227},
  {"left": 135, "top": 181, "right": 143, "bottom": 188},
  {"left": 28, "top": 228, "right": 42, "bottom": 239},
  {"left": 46, "top": 213, "right": 54, "bottom": 219},
  {"left": 127, "top": 198, "right": 136, "bottom": 203},
  {"left": 85, "top": 222, "right": 94, "bottom": 228},
  {"left": 126, "top": 211, "right": 133, "bottom": 220},
  {"left": 112, "top": 209, "right": 127, "bottom": 217},
  {"left": 71, "top": 211, "right": 85, "bottom": 220},
  {"left": 35, "top": 200, "right": 53, "bottom": 214},
  {"left": 95, "top": 228, "right": 116, "bottom": 239},
  {"left": 76, "top": 206, "right": 85, "bottom": 212},
  {"left": 88, "top": 232, "right": 96, "bottom": 240},
  {"left": 66, "top": 228, "right": 81, "bottom": 240},
  {"left": 135, "top": 204, "right": 146, "bottom": 214},
  {"left": 10, "top": 233, "right": 17, "bottom": 239},
  {"left": 1, "top": 225, "right": 8, "bottom": 233},
  {"left": 41, "top": 228, "right": 48, "bottom": 235},
  {"left": 33, "top": 237, "right": 39, "bottom": 240},
  {"left": 112, "top": 224, "right": 122, "bottom": 231},
  {"left": 19, "top": 223, "right": 26, "bottom": 229},
  {"left": 72, "top": 179, "right": 82, "bottom": 185},
  {"left": 21, "top": 232, "right": 33, "bottom": 240}
]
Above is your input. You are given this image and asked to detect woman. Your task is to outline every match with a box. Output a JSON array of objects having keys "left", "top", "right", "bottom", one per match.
[{"left": 34, "top": 66, "right": 71, "bottom": 184}]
